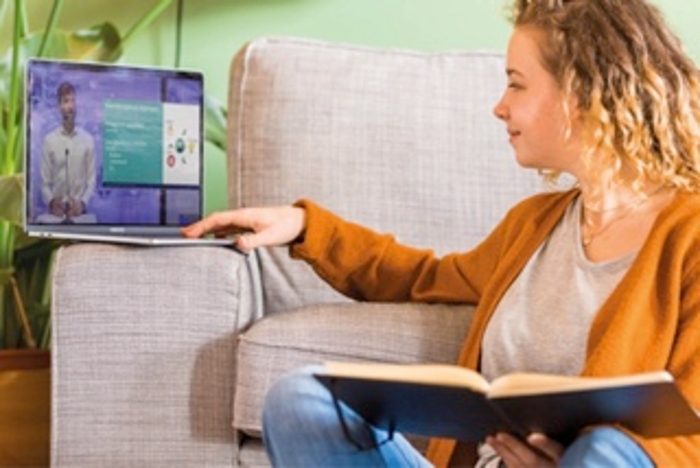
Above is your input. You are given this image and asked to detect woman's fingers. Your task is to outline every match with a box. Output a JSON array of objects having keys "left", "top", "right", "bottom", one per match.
[
  {"left": 526, "top": 432, "right": 564, "bottom": 460},
  {"left": 486, "top": 432, "right": 561, "bottom": 467},
  {"left": 182, "top": 206, "right": 306, "bottom": 250}
]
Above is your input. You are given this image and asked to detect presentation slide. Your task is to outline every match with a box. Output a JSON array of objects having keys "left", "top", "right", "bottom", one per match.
[
  {"left": 162, "top": 103, "right": 200, "bottom": 186},
  {"left": 103, "top": 100, "right": 200, "bottom": 187}
]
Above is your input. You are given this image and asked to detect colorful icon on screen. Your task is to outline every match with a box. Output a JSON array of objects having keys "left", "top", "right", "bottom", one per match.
[{"left": 176, "top": 138, "right": 185, "bottom": 154}]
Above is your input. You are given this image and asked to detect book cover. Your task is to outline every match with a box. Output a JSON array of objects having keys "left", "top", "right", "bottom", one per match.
[{"left": 314, "top": 362, "right": 700, "bottom": 444}]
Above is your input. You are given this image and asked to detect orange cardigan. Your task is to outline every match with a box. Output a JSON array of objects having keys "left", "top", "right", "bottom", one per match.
[{"left": 290, "top": 190, "right": 700, "bottom": 467}]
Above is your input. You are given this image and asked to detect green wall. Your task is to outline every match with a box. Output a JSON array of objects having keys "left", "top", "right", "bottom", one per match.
[{"left": 4, "top": 0, "right": 698, "bottom": 213}]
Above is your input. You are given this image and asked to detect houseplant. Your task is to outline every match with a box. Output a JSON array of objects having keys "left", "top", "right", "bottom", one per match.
[
  {"left": 0, "top": 0, "right": 227, "bottom": 352},
  {"left": 0, "top": 0, "right": 226, "bottom": 463}
]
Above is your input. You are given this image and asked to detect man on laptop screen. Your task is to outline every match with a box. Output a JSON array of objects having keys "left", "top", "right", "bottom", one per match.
[{"left": 37, "top": 80, "right": 97, "bottom": 224}]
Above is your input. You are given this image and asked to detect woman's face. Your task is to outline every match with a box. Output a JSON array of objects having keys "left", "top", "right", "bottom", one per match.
[{"left": 493, "top": 27, "right": 582, "bottom": 174}]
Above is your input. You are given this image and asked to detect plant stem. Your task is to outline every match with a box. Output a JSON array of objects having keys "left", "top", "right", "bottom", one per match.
[
  {"left": 1, "top": 0, "right": 25, "bottom": 348},
  {"left": 2, "top": 0, "right": 22, "bottom": 176},
  {"left": 16, "top": 0, "right": 27, "bottom": 37},
  {"left": 0, "top": 223, "right": 15, "bottom": 280},
  {"left": 0, "top": 221, "right": 15, "bottom": 348},
  {"left": 0, "top": 1, "right": 8, "bottom": 31},
  {"left": 37, "top": 0, "right": 64, "bottom": 58},
  {"left": 9, "top": 277, "right": 35, "bottom": 348},
  {"left": 116, "top": 0, "right": 174, "bottom": 61}
]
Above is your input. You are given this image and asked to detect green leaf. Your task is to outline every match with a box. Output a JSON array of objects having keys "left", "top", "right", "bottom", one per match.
[
  {"left": 5, "top": 23, "right": 118, "bottom": 67},
  {"left": 0, "top": 173, "right": 23, "bottom": 226},
  {"left": 204, "top": 94, "right": 228, "bottom": 152},
  {"left": 66, "top": 22, "right": 123, "bottom": 62},
  {"left": 0, "top": 22, "right": 124, "bottom": 106}
]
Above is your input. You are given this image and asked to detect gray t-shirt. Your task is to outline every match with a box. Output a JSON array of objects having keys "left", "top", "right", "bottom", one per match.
[
  {"left": 481, "top": 196, "right": 637, "bottom": 381},
  {"left": 476, "top": 197, "right": 637, "bottom": 467}
]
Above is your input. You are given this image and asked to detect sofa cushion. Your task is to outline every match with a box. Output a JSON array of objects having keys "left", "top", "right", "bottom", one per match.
[
  {"left": 227, "top": 37, "right": 542, "bottom": 315},
  {"left": 233, "top": 302, "right": 474, "bottom": 437}
]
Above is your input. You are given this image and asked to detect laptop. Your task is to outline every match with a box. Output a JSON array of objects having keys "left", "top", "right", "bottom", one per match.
[{"left": 24, "top": 59, "right": 234, "bottom": 247}]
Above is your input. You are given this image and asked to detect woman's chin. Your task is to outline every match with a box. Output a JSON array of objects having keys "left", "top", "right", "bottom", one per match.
[{"left": 513, "top": 155, "right": 538, "bottom": 169}]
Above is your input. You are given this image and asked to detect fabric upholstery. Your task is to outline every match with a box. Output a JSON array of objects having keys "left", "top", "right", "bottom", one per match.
[
  {"left": 234, "top": 302, "right": 474, "bottom": 437},
  {"left": 228, "top": 37, "right": 542, "bottom": 315},
  {"left": 51, "top": 244, "right": 257, "bottom": 467}
]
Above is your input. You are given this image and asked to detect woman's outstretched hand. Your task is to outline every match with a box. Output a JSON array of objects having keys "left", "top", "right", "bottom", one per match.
[{"left": 182, "top": 205, "right": 306, "bottom": 251}]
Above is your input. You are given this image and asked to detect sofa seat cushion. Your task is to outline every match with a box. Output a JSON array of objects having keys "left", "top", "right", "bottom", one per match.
[{"left": 233, "top": 302, "right": 474, "bottom": 436}]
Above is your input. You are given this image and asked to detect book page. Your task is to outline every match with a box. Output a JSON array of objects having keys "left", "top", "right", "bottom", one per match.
[
  {"left": 322, "top": 362, "right": 491, "bottom": 393},
  {"left": 488, "top": 370, "right": 672, "bottom": 398}
]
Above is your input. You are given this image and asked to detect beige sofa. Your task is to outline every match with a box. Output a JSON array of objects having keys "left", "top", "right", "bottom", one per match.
[{"left": 50, "top": 37, "right": 541, "bottom": 466}]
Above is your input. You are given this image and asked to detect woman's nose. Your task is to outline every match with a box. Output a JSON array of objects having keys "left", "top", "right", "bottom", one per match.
[{"left": 493, "top": 97, "right": 508, "bottom": 120}]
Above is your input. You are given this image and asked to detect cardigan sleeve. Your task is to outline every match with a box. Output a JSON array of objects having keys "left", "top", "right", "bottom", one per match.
[{"left": 289, "top": 199, "right": 512, "bottom": 303}]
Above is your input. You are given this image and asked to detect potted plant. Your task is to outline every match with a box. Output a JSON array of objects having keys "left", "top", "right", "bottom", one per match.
[
  {"left": 0, "top": 0, "right": 226, "bottom": 464},
  {"left": 0, "top": 0, "right": 228, "bottom": 351}
]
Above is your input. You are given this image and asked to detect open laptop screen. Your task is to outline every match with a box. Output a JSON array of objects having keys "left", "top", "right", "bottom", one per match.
[{"left": 24, "top": 59, "right": 205, "bottom": 236}]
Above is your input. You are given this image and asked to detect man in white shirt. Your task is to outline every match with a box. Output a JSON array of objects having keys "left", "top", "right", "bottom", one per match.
[{"left": 38, "top": 81, "right": 96, "bottom": 224}]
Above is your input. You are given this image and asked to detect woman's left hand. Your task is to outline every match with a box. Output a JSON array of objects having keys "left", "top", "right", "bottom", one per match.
[{"left": 486, "top": 432, "right": 563, "bottom": 467}]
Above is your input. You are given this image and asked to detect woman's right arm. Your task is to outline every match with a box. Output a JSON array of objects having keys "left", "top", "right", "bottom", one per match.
[
  {"left": 288, "top": 199, "right": 491, "bottom": 303},
  {"left": 183, "top": 198, "right": 509, "bottom": 304}
]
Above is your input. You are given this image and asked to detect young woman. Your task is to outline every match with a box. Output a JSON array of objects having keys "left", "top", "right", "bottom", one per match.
[{"left": 184, "top": 0, "right": 700, "bottom": 465}]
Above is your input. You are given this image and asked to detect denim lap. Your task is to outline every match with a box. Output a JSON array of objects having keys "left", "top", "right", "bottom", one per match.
[{"left": 262, "top": 365, "right": 654, "bottom": 468}]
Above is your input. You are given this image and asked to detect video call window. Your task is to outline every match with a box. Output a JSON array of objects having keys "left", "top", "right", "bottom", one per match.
[{"left": 26, "top": 61, "right": 204, "bottom": 226}]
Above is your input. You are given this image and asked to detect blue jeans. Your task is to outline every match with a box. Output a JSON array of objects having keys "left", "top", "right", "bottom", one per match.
[{"left": 262, "top": 365, "right": 655, "bottom": 467}]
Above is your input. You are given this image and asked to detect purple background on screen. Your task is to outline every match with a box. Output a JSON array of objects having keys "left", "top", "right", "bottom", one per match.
[{"left": 26, "top": 61, "right": 203, "bottom": 225}]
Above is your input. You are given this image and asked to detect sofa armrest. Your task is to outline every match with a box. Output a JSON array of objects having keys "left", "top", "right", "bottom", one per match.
[
  {"left": 233, "top": 302, "right": 473, "bottom": 436},
  {"left": 51, "top": 243, "right": 260, "bottom": 467}
]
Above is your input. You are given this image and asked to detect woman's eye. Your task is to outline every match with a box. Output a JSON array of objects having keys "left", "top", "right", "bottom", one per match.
[{"left": 508, "top": 82, "right": 522, "bottom": 90}]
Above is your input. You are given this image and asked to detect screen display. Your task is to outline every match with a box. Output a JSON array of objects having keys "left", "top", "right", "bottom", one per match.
[{"left": 25, "top": 60, "right": 204, "bottom": 227}]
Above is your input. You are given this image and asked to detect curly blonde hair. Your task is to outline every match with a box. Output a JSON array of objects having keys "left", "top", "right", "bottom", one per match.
[{"left": 510, "top": 0, "right": 700, "bottom": 192}]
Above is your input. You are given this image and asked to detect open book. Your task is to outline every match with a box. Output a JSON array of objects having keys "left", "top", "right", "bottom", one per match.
[{"left": 314, "top": 362, "right": 700, "bottom": 444}]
